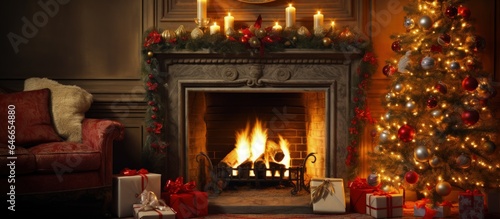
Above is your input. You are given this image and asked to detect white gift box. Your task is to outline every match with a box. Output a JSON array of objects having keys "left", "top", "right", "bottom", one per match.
[
  {"left": 365, "top": 193, "right": 403, "bottom": 218},
  {"left": 133, "top": 204, "right": 176, "bottom": 219},
  {"left": 413, "top": 205, "right": 451, "bottom": 218},
  {"left": 112, "top": 173, "right": 162, "bottom": 218},
  {"left": 310, "top": 178, "right": 346, "bottom": 213}
]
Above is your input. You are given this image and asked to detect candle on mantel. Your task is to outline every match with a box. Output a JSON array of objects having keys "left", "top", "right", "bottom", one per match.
[
  {"left": 224, "top": 12, "right": 234, "bottom": 32},
  {"left": 285, "top": 4, "right": 296, "bottom": 28},
  {"left": 331, "top": 21, "right": 335, "bottom": 29},
  {"left": 313, "top": 11, "right": 324, "bottom": 30},
  {"left": 210, "top": 22, "right": 220, "bottom": 35},
  {"left": 272, "top": 22, "right": 282, "bottom": 34},
  {"left": 197, "top": 0, "right": 207, "bottom": 21}
]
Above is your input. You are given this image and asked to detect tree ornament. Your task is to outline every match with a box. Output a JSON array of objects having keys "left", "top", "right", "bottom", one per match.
[
  {"left": 427, "top": 96, "right": 438, "bottom": 108},
  {"left": 249, "top": 36, "right": 261, "bottom": 48},
  {"left": 434, "top": 82, "right": 447, "bottom": 94},
  {"left": 391, "top": 40, "right": 402, "bottom": 52},
  {"left": 405, "top": 100, "right": 416, "bottom": 111},
  {"left": 437, "top": 33, "right": 451, "bottom": 46},
  {"left": 419, "top": 15, "right": 433, "bottom": 30},
  {"left": 461, "top": 109, "right": 479, "bottom": 126},
  {"left": 414, "top": 145, "right": 432, "bottom": 162},
  {"left": 367, "top": 173, "right": 381, "bottom": 187},
  {"left": 374, "top": 144, "right": 383, "bottom": 153},
  {"left": 190, "top": 28, "right": 204, "bottom": 39},
  {"left": 466, "top": 59, "right": 477, "bottom": 71},
  {"left": 421, "top": 56, "right": 435, "bottom": 70},
  {"left": 456, "top": 154, "right": 471, "bottom": 169},
  {"left": 429, "top": 156, "right": 442, "bottom": 167},
  {"left": 431, "top": 109, "right": 442, "bottom": 118},
  {"left": 379, "top": 130, "right": 391, "bottom": 143},
  {"left": 449, "top": 61, "right": 460, "bottom": 70},
  {"left": 436, "top": 181, "right": 452, "bottom": 196},
  {"left": 384, "top": 111, "right": 392, "bottom": 120},
  {"left": 458, "top": 6, "right": 471, "bottom": 19},
  {"left": 445, "top": 6, "right": 458, "bottom": 19},
  {"left": 322, "top": 37, "right": 332, "bottom": 47},
  {"left": 394, "top": 83, "right": 404, "bottom": 93},
  {"left": 147, "top": 51, "right": 154, "bottom": 58},
  {"left": 462, "top": 75, "right": 478, "bottom": 91},
  {"left": 398, "top": 50, "right": 412, "bottom": 73},
  {"left": 404, "top": 170, "right": 419, "bottom": 184},
  {"left": 161, "top": 29, "right": 176, "bottom": 41},
  {"left": 398, "top": 124, "right": 416, "bottom": 142},
  {"left": 404, "top": 16, "right": 415, "bottom": 29},
  {"left": 382, "top": 64, "right": 397, "bottom": 77},
  {"left": 483, "top": 140, "right": 497, "bottom": 154}
]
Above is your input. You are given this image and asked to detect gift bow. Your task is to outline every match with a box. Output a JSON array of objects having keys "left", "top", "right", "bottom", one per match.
[
  {"left": 137, "top": 190, "right": 168, "bottom": 212},
  {"left": 464, "top": 189, "right": 482, "bottom": 195},
  {"left": 310, "top": 179, "right": 335, "bottom": 204},
  {"left": 164, "top": 176, "right": 196, "bottom": 194},
  {"left": 348, "top": 177, "right": 376, "bottom": 190},
  {"left": 415, "top": 198, "right": 431, "bottom": 209},
  {"left": 120, "top": 167, "right": 149, "bottom": 176}
]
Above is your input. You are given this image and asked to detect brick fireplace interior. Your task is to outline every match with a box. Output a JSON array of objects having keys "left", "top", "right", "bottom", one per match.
[{"left": 155, "top": 51, "right": 361, "bottom": 212}]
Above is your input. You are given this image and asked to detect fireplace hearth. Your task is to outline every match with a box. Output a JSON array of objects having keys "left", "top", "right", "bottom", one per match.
[{"left": 152, "top": 50, "right": 362, "bottom": 213}]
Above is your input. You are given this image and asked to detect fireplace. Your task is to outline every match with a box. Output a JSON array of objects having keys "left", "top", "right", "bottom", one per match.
[{"left": 153, "top": 50, "right": 362, "bottom": 211}]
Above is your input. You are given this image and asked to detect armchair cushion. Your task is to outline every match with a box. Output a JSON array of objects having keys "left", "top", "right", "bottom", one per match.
[
  {"left": 24, "top": 77, "right": 93, "bottom": 142},
  {"left": 0, "top": 88, "right": 62, "bottom": 146}
]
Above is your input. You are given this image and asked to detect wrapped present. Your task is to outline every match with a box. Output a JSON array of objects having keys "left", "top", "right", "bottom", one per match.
[
  {"left": 459, "top": 189, "right": 485, "bottom": 219},
  {"left": 310, "top": 178, "right": 346, "bottom": 213},
  {"left": 413, "top": 198, "right": 452, "bottom": 218},
  {"left": 348, "top": 177, "right": 378, "bottom": 214},
  {"left": 366, "top": 191, "right": 403, "bottom": 218},
  {"left": 162, "top": 177, "right": 208, "bottom": 219},
  {"left": 133, "top": 190, "right": 176, "bottom": 219},
  {"left": 112, "top": 168, "right": 162, "bottom": 218}
]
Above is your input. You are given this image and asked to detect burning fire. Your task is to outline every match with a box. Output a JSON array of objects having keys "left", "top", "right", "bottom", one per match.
[{"left": 230, "top": 119, "right": 291, "bottom": 176}]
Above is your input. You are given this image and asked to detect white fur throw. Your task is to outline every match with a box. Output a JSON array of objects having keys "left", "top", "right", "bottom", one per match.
[{"left": 24, "top": 77, "right": 93, "bottom": 142}]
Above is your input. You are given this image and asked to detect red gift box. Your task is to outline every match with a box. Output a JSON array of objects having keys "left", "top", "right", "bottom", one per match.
[
  {"left": 348, "top": 177, "right": 378, "bottom": 214},
  {"left": 162, "top": 177, "right": 208, "bottom": 219},
  {"left": 459, "top": 189, "right": 485, "bottom": 219}
]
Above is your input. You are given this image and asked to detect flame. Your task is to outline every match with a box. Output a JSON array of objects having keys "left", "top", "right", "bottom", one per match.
[{"left": 232, "top": 118, "right": 290, "bottom": 177}]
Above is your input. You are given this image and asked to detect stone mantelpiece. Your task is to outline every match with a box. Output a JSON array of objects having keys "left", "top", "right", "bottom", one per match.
[{"left": 153, "top": 50, "right": 363, "bottom": 183}]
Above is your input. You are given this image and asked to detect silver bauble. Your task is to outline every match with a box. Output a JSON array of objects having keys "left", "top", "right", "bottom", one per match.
[
  {"left": 429, "top": 156, "right": 441, "bottom": 167},
  {"left": 419, "top": 15, "right": 433, "bottom": 30},
  {"left": 379, "top": 130, "right": 391, "bottom": 143},
  {"left": 450, "top": 61, "right": 460, "bottom": 70},
  {"left": 431, "top": 109, "right": 442, "bottom": 118},
  {"left": 367, "top": 173, "right": 380, "bottom": 187},
  {"left": 394, "top": 83, "right": 404, "bottom": 92},
  {"left": 190, "top": 28, "right": 204, "bottom": 39},
  {"left": 406, "top": 100, "right": 416, "bottom": 111},
  {"left": 435, "top": 181, "right": 452, "bottom": 196},
  {"left": 456, "top": 154, "right": 471, "bottom": 169},
  {"left": 421, "top": 56, "right": 435, "bottom": 70},
  {"left": 384, "top": 111, "right": 392, "bottom": 120},
  {"left": 404, "top": 17, "right": 415, "bottom": 29},
  {"left": 414, "top": 145, "right": 432, "bottom": 162}
]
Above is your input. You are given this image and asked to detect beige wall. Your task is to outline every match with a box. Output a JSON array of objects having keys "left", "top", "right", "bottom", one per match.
[{"left": 0, "top": 0, "right": 497, "bottom": 175}]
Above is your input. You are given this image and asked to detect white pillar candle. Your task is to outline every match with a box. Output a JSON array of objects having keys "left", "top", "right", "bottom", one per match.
[
  {"left": 210, "top": 22, "right": 220, "bottom": 35},
  {"left": 313, "top": 11, "right": 324, "bottom": 30},
  {"left": 224, "top": 12, "right": 234, "bottom": 33},
  {"left": 197, "top": 0, "right": 207, "bottom": 21},
  {"left": 285, "top": 4, "right": 296, "bottom": 28},
  {"left": 272, "top": 22, "right": 282, "bottom": 32}
]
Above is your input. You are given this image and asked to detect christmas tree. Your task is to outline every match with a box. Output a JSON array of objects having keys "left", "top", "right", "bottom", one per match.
[{"left": 369, "top": 0, "right": 499, "bottom": 204}]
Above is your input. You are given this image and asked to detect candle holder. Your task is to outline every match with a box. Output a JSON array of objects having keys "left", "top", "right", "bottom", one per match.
[{"left": 195, "top": 18, "right": 211, "bottom": 30}]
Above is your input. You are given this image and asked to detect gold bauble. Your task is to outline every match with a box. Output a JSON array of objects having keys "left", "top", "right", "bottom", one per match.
[
  {"left": 174, "top": 25, "right": 186, "bottom": 37},
  {"left": 190, "top": 28, "right": 204, "bottom": 39},
  {"left": 297, "top": 26, "right": 310, "bottom": 36},
  {"left": 254, "top": 28, "right": 267, "bottom": 38},
  {"left": 161, "top": 29, "right": 176, "bottom": 41},
  {"left": 147, "top": 51, "right": 154, "bottom": 57},
  {"left": 249, "top": 36, "right": 261, "bottom": 48},
  {"left": 322, "top": 37, "right": 332, "bottom": 47},
  {"left": 225, "top": 27, "right": 236, "bottom": 37}
]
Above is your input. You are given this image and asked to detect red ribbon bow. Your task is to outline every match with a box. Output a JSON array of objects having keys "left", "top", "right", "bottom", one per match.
[
  {"left": 164, "top": 177, "right": 196, "bottom": 194},
  {"left": 121, "top": 168, "right": 149, "bottom": 176},
  {"left": 348, "top": 177, "right": 378, "bottom": 190},
  {"left": 415, "top": 198, "right": 430, "bottom": 208}
]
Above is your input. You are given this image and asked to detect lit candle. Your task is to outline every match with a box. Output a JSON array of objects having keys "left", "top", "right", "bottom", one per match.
[
  {"left": 210, "top": 22, "right": 220, "bottom": 35},
  {"left": 285, "top": 4, "right": 296, "bottom": 28},
  {"left": 313, "top": 11, "right": 324, "bottom": 30},
  {"left": 272, "top": 22, "right": 282, "bottom": 32},
  {"left": 197, "top": 0, "right": 207, "bottom": 21},
  {"left": 224, "top": 12, "right": 234, "bottom": 33},
  {"left": 331, "top": 21, "right": 335, "bottom": 29}
]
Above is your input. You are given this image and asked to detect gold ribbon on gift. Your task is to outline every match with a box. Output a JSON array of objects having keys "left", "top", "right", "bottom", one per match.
[
  {"left": 310, "top": 179, "right": 335, "bottom": 204},
  {"left": 137, "top": 189, "right": 171, "bottom": 213}
]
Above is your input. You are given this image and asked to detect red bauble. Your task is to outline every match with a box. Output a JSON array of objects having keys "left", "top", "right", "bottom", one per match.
[
  {"left": 461, "top": 109, "right": 480, "bottom": 126},
  {"left": 458, "top": 6, "right": 471, "bottom": 19},
  {"left": 405, "top": 170, "right": 419, "bottom": 184},
  {"left": 391, "top": 40, "right": 402, "bottom": 52},
  {"left": 434, "top": 83, "right": 447, "bottom": 94},
  {"left": 462, "top": 75, "right": 479, "bottom": 91},
  {"left": 398, "top": 124, "right": 416, "bottom": 143},
  {"left": 382, "top": 64, "right": 397, "bottom": 77},
  {"left": 427, "top": 96, "right": 438, "bottom": 108},
  {"left": 445, "top": 6, "right": 458, "bottom": 19}
]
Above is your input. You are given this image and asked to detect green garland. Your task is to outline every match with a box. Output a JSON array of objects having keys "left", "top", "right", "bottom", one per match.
[{"left": 141, "top": 20, "right": 378, "bottom": 178}]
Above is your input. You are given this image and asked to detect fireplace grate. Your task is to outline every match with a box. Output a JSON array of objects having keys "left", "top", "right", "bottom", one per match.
[{"left": 196, "top": 152, "right": 316, "bottom": 195}]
